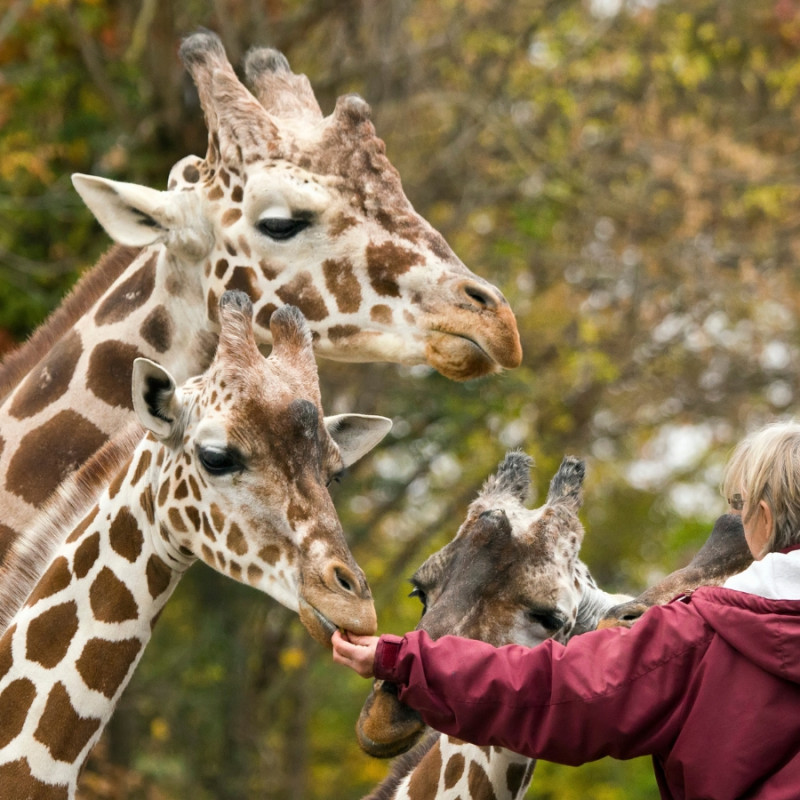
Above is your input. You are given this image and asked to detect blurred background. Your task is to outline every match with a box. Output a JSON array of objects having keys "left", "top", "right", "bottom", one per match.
[{"left": 2, "top": 0, "right": 800, "bottom": 797}]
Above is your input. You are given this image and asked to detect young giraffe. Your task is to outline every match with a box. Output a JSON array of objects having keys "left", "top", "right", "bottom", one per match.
[
  {"left": 356, "top": 452, "right": 628, "bottom": 800},
  {"left": 597, "top": 512, "right": 751, "bottom": 629},
  {"left": 0, "top": 30, "right": 521, "bottom": 592},
  {"left": 0, "top": 291, "right": 392, "bottom": 799}
]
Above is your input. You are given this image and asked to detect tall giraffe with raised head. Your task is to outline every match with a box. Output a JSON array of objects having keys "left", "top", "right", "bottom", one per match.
[
  {"left": 356, "top": 452, "right": 628, "bottom": 800},
  {"left": 0, "top": 30, "right": 521, "bottom": 581},
  {"left": 0, "top": 290, "right": 391, "bottom": 798}
]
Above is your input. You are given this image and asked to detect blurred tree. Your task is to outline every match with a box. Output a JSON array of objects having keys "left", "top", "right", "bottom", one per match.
[{"left": 2, "top": 0, "right": 800, "bottom": 797}]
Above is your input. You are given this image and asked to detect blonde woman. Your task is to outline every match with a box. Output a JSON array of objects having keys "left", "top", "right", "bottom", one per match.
[{"left": 334, "top": 422, "right": 800, "bottom": 800}]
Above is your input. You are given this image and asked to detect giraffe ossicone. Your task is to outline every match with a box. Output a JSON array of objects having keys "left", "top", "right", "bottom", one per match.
[
  {"left": 359, "top": 452, "right": 628, "bottom": 800},
  {"left": 0, "top": 28, "right": 520, "bottom": 585},
  {"left": 0, "top": 291, "right": 389, "bottom": 798}
]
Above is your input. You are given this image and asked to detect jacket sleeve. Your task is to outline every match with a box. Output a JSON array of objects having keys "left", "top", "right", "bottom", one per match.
[{"left": 374, "top": 601, "right": 713, "bottom": 765}]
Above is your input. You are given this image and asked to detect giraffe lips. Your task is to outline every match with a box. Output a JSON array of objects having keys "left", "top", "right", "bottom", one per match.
[
  {"left": 312, "top": 607, "right": 338, "bottom": 639},
  {"left": 426, "top": 332, "right": 500, "bottom": 382}
]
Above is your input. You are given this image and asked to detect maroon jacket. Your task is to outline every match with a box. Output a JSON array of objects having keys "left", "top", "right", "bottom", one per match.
[{"left": 375, "top": 585, "right": 800, "bottom": 799}]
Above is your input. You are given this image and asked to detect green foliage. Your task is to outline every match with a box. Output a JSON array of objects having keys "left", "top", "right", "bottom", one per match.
[{"left": 3, "top": 1, "right": 800, "bottom": 797}]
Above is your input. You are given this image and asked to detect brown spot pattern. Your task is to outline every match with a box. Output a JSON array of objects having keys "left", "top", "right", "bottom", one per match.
[
  {"left": 221, "top": 208, "right": 242, "bottom": 226},
  {"left": 94, "top": 254, "right": 156, "bottom": 326},
  {"left": 443, "top": 751, "right": 465, "bottom": 789},
  {"left": 255, "top": 302, "right": 278, "bottom": 330},
  {"left": 89, "top": 567, "right": 139, "bottom": 623},
  {"left": 0, "top": 759, "right": 68, "bottom": 800},
  {"left": 323, "top": 257, "right": 361, "bottom": 313},
  {"left": 168, "top": 507, "right": 187, "bottom": 533},
  {"left": 328, "top": 212, "right": 358, "bottom": 237},
  {"left": 366, "top": 240, "right": 422, "bottom": 297},
  {"left": 109, "top": 507, "right": 144, "bottom": 563},
  {"left": 328, "top": 324, "right": 360, "bottom": 342},
  {"left": 0, "top": 678, "right": 36, "bottom": 748},
  {"left": 276, "top": 272, "right": 329, "bottom": 321},
  {"left": 0, "top": 522, "right": 16, "bottom": 568},
  {"left": 6, "top": 411, "right": 108, "bottom": 507},
  {"left": 507, "top": 761, "right": 533, "bottom": 796},
  {"left": 259, "top": 259, "right": 280, "bottom": 280},
  {"left": 25, "top": 557, "right": 71, "bottom": 606},
  {"left": 9, "top": 330, "right": 83, "bottom": 420},
  {"left": 185, "top": 506, "right": 200, "bottom": 530},
  {"left": 146, "top": 554, "right": 172, "bottom": 599},
  {"left": 87, "top": 340, "right": 143, "bottom": 409},
  {"left": 407, "top": 740, "right": 444, "bottom": 796},
  {"left": 34, "top": 682, "right": 101, "bottom": 763},
  {"left": 226, "top": 522, "right": 248, "bottom": 556},
  {"left": 140, "top": 486, "right": 156, "bottom": 525},
  {"left": 247, "top": 564, "right": 264, "bottom": 584},
  {"left": 468, "top": 761, "right": 496, "bottom": 800},
  {"left": 76, "top": 637, "right": 141, "bottom": 698},
  {"left": 370, "top": 304, "right": 393, "bottom": 325},
  {"left": 140, "top": 306, "right": 173, "bottom": 353},
  {"left": 74, "top": 532, "right": 100, "bottom": 578},
  {"left": 226, "top": 266, "right": 262, "bottom": 301},
  {"left": 26, "top": 602, "right": 79, "bottom": 668},
  {"left": 132, "top": 450, "right": 152, "bottom": 485},
  {"left": 258, "top": 544, "right": 280, "bottom": 565}
]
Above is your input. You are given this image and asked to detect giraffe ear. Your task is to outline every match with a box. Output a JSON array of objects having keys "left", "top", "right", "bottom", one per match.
[
  {"left": 72, "top": 174, "right": 174, "bottom": 247},
  {"left": 132, "top": 358, "right": 184, "bottom": 441},
  {"left": 324, "top": 414, "right": 392, "bottom": 468}
]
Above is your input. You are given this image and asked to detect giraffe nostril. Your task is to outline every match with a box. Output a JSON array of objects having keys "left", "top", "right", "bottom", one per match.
[
  {"left": 334, "top": 567, "right": 354, "bottom": 594},
  {"left": 462, "top": 281, "right": 498, "bottom": 311}
]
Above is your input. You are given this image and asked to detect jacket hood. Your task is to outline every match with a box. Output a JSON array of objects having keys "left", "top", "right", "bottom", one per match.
[{"left": 690, "top": 550, "right": 800, "bottom": 684}]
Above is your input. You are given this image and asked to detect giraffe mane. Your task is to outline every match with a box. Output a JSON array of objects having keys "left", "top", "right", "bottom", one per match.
[
  {"left": 0, "top": 244, "right": 140, "bottom": 403},
  {"left": 0, "top": 422, "right": 144, "bottom": 634},
  {"left": 362, "top": 731, "right": 441, "bottom": 800}
]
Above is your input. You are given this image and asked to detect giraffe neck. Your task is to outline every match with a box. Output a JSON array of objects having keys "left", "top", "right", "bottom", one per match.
[
  {"left": 0, "top": 435, "right": 186, "bottom": 798},
  {"left": 0, "top": 244, "right": 213, "bottom": 582},
  {"left": 366, "top": 732, "right": 535, "bottom": 800}
]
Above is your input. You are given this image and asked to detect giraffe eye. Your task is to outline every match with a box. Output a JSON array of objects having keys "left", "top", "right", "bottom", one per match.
[
  {"left": 326, "top": 469, "right": 345, "bottom": 487},
  {"left": 525, "top": 608, "right": 566, "bottom": 632},
  {"left": 257, "top": 217, "right": 310, "bottom": 241},
  {"left": 197, "top": 445, "right": 244, "bottom": 476},
  {"left": 409, "top": 584, "right": 428, "bottom": 614}
]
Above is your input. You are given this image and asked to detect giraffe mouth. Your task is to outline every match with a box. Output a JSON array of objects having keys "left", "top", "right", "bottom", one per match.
[
  {"left": 312, "top": 607, "right": 338, "bottom": 640},
  {"left": 426, "top": 331, "right": 499, "bottom": 382}
]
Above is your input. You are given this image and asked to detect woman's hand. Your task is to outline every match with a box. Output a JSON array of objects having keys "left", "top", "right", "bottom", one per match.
[{"left": 332, "top": 630, "right": 380, "bottom": 678}]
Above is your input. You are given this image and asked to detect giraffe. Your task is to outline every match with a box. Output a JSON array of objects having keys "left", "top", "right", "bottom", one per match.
[
  {"left": 356, "top": 452, "right": 628, "bottom": 800},
  {"left": 0, "top": 289, "right": 393, "bottom": 799},
  {"left": 597, "top": 512, "right": 751, "bottom": 629},
  {"left": 0, "top": 29, "right": 521, "bottom": 586}
]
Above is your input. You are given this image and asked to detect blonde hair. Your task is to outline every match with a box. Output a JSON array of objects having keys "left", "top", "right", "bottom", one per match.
[{"left": 722, "top": 421, "right": 800, "bottom": 556}]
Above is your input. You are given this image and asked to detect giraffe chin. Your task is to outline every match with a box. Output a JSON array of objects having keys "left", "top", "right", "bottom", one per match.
[
  {"left": 355, "top": 679, "right": 426, "bottom": 758},
  {"left": 298, "top": 600, "right": 339, "bottom": 646},
  {"left": 425, "top": 333, "right": 501, "bottom": 382}
]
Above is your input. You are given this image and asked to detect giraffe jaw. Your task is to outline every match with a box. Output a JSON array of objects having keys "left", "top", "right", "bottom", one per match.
[{"left": 425, "top": 331, "right": 511, "bottom": 382}]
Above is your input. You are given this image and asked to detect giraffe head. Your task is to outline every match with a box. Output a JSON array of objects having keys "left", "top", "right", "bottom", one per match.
[
  {"left": 131, "top": 291, "right": 391, "bottom": 645},
  {"left": 71, "top": 30, "right": 522, "bottom": 381},
  {"left": 356, "top": 452, "right": 587, "bottom": 757},
  {"left": 597, "top": 512, "right": 752, "bottom": 629}
]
